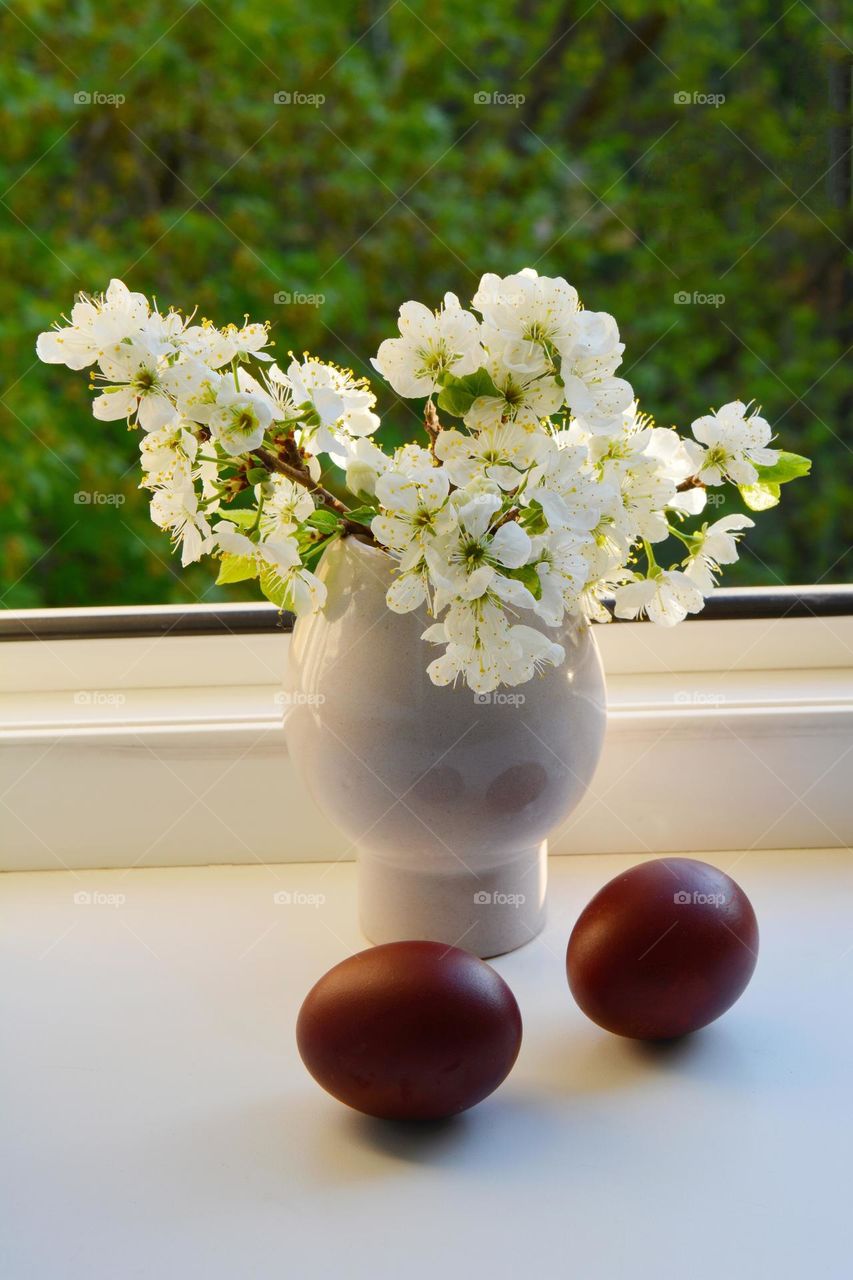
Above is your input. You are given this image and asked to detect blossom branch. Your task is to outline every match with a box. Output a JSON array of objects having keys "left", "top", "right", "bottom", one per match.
[
  {"left": 424, "top": 398, "right": 441, "bottom": 459},
  {"left": 252, "top": 445, "right": 377, "bottom": 542},
  {"left": 493, "top": 504, "right": 521, "bottom": 529},
  {"left": 36, "top": 273, "right": 809, "bottom": 690}
]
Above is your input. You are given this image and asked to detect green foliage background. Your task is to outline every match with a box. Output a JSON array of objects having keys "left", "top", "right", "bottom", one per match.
[{"left": 1, "top": 0, "right": 850, "bottom": 607}]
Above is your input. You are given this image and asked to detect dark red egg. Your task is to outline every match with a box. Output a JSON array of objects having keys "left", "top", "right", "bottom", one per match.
[
  {"left": 567, "top": 857, "right": 759, "bottom": 1040},
  {"left": 296, "top": 941, "right": 522, "bottom": 1119}
]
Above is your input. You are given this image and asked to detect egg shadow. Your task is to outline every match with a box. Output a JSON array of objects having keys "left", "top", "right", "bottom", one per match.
[
  {"left": 333, "top": 1093, "right": 570, "bottom": 1177},
  {"left": 346, "top": 1111, "right": 468, "bottom": 1161},
  {"left": 534, "top": 1021, "right": 738, "bottom": 1097},
  {"left": 626, "top": 1032, "right": 704, "bottom": 1067}
]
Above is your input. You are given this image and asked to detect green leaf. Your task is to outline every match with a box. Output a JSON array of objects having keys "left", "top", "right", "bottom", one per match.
[
  {"left": 258, "top": 564, "right": 292, "bottom": 610},
  {"left": 740, "top": 481, "right": 781, "bottom": 511},
  {"left": 222, "top": 508, "right": 258, "bottom": 530},
  {"left": 215, "top": 554, "right": 258, "bottom": 585},
  {"left": 519, "top": 500, "right": 548, "bottom": 535},
  {"left": 343, "top": 505, "right": 378, "bottom": 527},
  {"left": 306, "top": 508, "right": 340, "bottom": 533},
  {"left": 753, "top": 452, "right": 811, "bottom": 485},
  {"left": 436, "top": 369, "right": 501, "bottom": 418},
  {"left": 504, "top": 562, "right": 542, "bottom": 599},
  {"left": 245, "top": 467, "right": 268, "bottom": 484}
]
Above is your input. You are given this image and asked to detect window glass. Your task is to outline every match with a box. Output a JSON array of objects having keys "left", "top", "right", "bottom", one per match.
[{"left": 1, "top": 3, "right": 846, "bottom": 607}]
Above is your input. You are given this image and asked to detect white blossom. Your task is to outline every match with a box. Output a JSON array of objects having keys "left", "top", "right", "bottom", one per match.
[
  {"left": 141, "top": 308, "right": 186, "bottom": 353},
  {"left": 207, "top": 383, "right": 274, "bottom": 456},
  {"left": 387, "top": 443, "right": 437, "bottom": 481},
  {"left": 344, "top": 437, "right": 389, "bottom": 497},
  {"left": 554, "top": 308, "right": 633, "bottom": 430},
  {"left": 528, "top": 432, "right": 608, "bottom": 532},
  {"left": 180, "top": 322, "right": 241, "bottom": 369},
  {"left": 36, "top": 279, "right": 149, "bottom": 369},
  {"left": 230, "top": 322, "right": 272, "bottom": 362},
  {"left": 644, "top": 426, "right": 707, "bottom": 515},
  {"left": 148, "top": 458, "right": 213, "bottom": 566},
  {"left": 288, "top": 357, "right": 380, "bottom": 461},
  {"left": 373, "top": 465, "right": 454, "bottom": 552},
  {"left": 613, "top": 570, "right": 705, "bottom": 626},
  {"left": 533, "top": 530, "right": 589, "bottom": 626},
  {"left": 683, "top": 514, "right": 754, "bottom": 593},
  {"left": 426, "top": 492, "right": 532, "bottom": 607},
  {"left": 473, "top": 268, "right": 579, "bottom": 377},
  {"left": 259, "top": 474, "right": 315, "bottom": 539},
  {"left": 138, "top": 418, "right": 199, "bottom": 488},
  {"left": 435, "top": 423, "right": 545, "bottom": 491},
  {"left": 612, "top": 459, "right": 677, "bottom": 544},
  {"left": 423, "top": 601, "right": 564, "bottom": 694},
  {"left": 464, "top": 357, "right": 564, "bottom": 430},
  {"left": 372, "top": 463, "right": 456, "bottom": 615},
  {"left": 92, "top": 337, "right": 211, "bottom": 432},
  {"left": 691, "top": 401, "right": 778, "bottom": 486},
  {"left": 371, "top": 293, "right": 483, "bottom": 397},
  {"left": 36, "top": 271, "right": 804, "bottom": 692},
  {"left": 563, "top": 363, "right": 634, "bottom": 431}
]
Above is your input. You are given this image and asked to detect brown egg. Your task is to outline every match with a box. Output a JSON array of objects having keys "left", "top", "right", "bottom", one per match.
[
  {"left": 567, "top": 857, "right": 759, "bottom": 1040},
  {"left": 296, "top": 941, "right": 522, "bottom": 1119}
]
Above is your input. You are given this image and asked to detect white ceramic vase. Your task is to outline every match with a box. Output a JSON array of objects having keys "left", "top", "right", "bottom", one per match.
[{"left": 283, "top": 537, "right": 607, "bottom": 957}]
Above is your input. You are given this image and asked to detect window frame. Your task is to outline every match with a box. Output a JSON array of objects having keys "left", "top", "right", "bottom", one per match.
[
  {"left": 3, "top": 584, "right": 853, "bottom": 642},
  {"left": 2, "top": 587, "right": 852, "bottom": 873}
]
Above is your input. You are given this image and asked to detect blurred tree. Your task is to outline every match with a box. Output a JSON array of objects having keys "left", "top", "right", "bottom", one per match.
[{"left": 0, "top": 0, "right": 850, "bottom": 605}]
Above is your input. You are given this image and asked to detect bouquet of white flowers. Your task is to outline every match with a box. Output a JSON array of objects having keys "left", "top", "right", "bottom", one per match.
[{"left": 37, "top": 269, "right": 810, "bottom": 693}]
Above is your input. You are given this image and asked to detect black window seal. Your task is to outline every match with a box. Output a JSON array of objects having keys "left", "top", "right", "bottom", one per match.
[{"left": 2, "top": 586, "right": 852, "bottom": 642}]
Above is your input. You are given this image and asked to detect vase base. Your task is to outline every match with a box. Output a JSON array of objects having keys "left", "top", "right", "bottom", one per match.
[{"left": 357, "top": 843, "right": 547, "bottom": 958}]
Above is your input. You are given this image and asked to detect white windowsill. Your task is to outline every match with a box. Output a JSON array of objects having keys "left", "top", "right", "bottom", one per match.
[
  {"left": 2, "top": 849, "right": 852, "bottom": 1279},
  {"left": 2, "top": 604, "right": 852, "bottom": 871}
]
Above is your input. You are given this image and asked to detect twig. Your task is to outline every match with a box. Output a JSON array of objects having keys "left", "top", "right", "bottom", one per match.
[
  {"left": 493, "top": 505, "right": 521, "bottom": 528},
  {"left": 252, "top": 446, "right": 378, "bottom": 543},
  {"left": 424, "top": 399, "right": 441, "bottom": 460}
]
